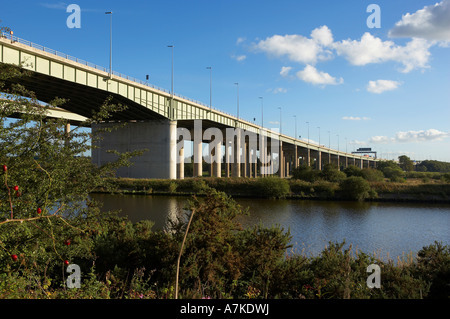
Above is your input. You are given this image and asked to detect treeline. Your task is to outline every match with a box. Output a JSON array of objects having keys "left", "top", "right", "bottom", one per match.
[{"left": 416, "top": 160, "right": 450, "bottom": 173}]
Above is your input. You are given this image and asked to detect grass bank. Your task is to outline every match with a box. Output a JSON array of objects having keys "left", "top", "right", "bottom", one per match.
[{"left": 97, "top": 176, "right": 450, "bottom": 203}]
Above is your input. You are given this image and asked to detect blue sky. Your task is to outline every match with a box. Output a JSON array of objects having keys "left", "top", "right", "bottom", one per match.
[{"left": 2, "top": 0, "right": 450, "bottom": 161}]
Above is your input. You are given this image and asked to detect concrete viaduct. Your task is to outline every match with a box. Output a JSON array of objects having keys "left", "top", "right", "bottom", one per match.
[{"left": 0, "top": 34, "right": 379, "bottom": 179}]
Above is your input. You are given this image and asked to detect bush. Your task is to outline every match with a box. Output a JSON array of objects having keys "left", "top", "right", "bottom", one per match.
[
  {"left": 344, "top": 165, "right": 362, "bottom": 177},
  {"left": 255, "top": 176, "right": 290, "bottom": 199},
  {"left": 292, "top": 165, "right": 321, "bottom": 182},
  {"left": 339, "top": 176, "right": 372, "bottom": 201},
  {"left": 360, "top": 168, "right": 384, "bottom": 182},
  {"left": 320, "top": 164, "right": 347, "bottom": 183}
]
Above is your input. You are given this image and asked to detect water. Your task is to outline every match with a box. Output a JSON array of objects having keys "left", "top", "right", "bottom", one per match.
[{"left": 91, "top": 193, "right": 450, "bottom": 261}]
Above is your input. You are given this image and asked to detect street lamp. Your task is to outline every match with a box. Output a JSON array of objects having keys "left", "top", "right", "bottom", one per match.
[
  {"left": 234, "top": 83, "right": 239, "bottom": 119},
  {"left": 278, "top": 107, "right": 282, "bottom": 134},
  {"left": 293, "top": 115, "right": 297, "bottom": 140},
  {"left": 336, "top": 134, "right": 340, "bottom": 152},
  {"left": 306, "top": 122, "right": 310, "bottom": 144},
  {"left": 168, "top": 45, "right": 174, "bottom": 99},
  {"left": 317, "top": 127, "right": 321, "bottom": 147},
  {"left": 105, "top": 11, "right": 112, "bottom": 78},
  {"left": 259, "top": 97, "right": 263, "bottom": 128},
  {"left": 206, "top": 67, "right": 212, "bottom": 111}
]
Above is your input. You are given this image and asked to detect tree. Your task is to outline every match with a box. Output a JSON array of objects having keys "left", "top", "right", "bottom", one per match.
[
  {"left": 0, "top": 62, "right": 143, "bottom": 294},
  {"left": 398, "top": 155, "right": 414, "bottom": 172},
  {"left": 339, "top": 176, "right": 371, "bottom": 201}
]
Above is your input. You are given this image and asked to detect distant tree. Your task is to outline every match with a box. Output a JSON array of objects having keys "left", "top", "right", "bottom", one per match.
[
  {"left": 398, "top": 155, "right": 414, "bottom": 172},
  {"left": 416, "top": 160, "right": 450, "bottom": 173},
  {"left": 343, "top": 165, "right": 362, "bottom": 177},
  {"left": 320, "top": 164, "right": 346, "bottom": 183}
]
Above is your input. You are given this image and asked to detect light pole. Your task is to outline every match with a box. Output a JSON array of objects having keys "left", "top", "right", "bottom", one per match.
[
  {"left": 105, "top": 11, "right": 112, "bottom": 78},
  {"left": 168, "top": 45, "right": 174, "bottom": 100},
  {"left": 278, "top": 107, "right": 282, "bottom": 134},
  {"left": 259, "top": 97, "right": 263, "bottom": 128},
  {"left": 336, "top": 134, "right": 340, "bottom": 152},
  {"left": 206, "top": 67, "right": 212, "bottom": 111},
  {"left": 293, "top": 115, "right": 297, "bottom": 140},
  {"left": 306, "top": 122, "right": 310, "bottom": 144},
  {"left": 328, "top": 131, "right": 331, "bottom": 149},
  {"left": 234, "top": 83, "right": 239, "bottom": 119},
  {"left": 317, "top": 127, "right": 321, "bottom": 147}
]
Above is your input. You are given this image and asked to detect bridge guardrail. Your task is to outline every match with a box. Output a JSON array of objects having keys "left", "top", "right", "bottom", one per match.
[{"left": 0, "top": 31, "right": 231, "bottom": 114}]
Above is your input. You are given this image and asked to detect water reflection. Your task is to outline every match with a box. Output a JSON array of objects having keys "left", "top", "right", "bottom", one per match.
[{"left": 91, "top": 194, "right": 450, "bottom": 261}]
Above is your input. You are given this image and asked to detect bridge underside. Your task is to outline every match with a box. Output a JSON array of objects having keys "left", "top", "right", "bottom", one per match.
[{"left": 3, "top": 71, "right": 164, "bottom": 121}]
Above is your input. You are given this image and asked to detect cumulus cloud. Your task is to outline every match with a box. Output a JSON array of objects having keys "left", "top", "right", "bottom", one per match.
[
  {"left": 389, "top": 0, "right": 450, "bottom": 42},
  {"left": 231, "top": 54, "right": 246, "bottom": 62},
  {"left": 280, "top": 66, "right": 292, "bottom": 77},
  {"left": 332, "top": 33, "right": 432, "bottom": 73},
  {"left": 296, "top": 65, "right": 343, "bottom": 86},
  {"left": 342, "top": 116, "right": 370, "bottom": 121},
  {"left": 254, "top": 25, "right": 334, "bottom": 65},
  {"left": 369, "top": 129, "right": 449, "bottom": 144},
  {"left": 367, "top": 80, "right": 401, "bottom": 94}
]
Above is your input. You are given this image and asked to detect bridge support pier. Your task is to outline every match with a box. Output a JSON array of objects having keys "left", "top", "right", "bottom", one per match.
[{"left": 92, "top": 119, "right": 177, "bottom": 179}]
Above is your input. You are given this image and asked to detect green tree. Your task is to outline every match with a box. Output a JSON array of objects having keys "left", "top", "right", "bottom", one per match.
[
  {"left": 339, "top": 176, "right": 372, "bottom": 201},
  {"left": 398, "top": 155, "right": 414, "bottom": 172},
  {"left": 0, "top": 62, "right": 143, "bottom": 294}
]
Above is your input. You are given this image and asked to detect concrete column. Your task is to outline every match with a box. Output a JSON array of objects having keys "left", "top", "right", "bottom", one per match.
[
  {"left": 92, "top": 119, "right": 177, "bottom": 179},
  {"left": 278, "top": 141, "right": 284, "bottom": 178},
  {"left": 178, "top": 147, "right": 184, "bottom": 180},
  {"left": 248, "top": 147, "right": 253, "bottom": 178},
  {"left": 337, "top": 155, "right": 340, "bottom": 170},
  {"left": 294, "top": 145, "right": 298, "bottom": 169},
  {"left": 243, "top": 141, "right": 248, "bottom": 177},
  {"left": 214, "top": 140, "right": 222, "bottom": 178},
  {"left": 317, "top": 151, "right": 322, "bottom": 170},
  {"left": 232, "top": 129, "right": 241, "bottom": 177},
  {"left": 225, "top": 140, "right": 230, "bottom": 177},
  {"left": 193, "top": 138, "right": 203, "bottom": 177},
  {"left": 307, "top": 148, "right": 311, "bottom": 167}
]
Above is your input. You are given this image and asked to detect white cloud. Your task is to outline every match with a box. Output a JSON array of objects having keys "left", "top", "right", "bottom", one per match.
[
  {"left": 236, "top": 37, "right": 246, "bottom": 45},
  {"left": 280, "top": 66, "right": 292, "bottom": 77},
  {"left": 389, "top": 0, "right": 450, "bottom": 42},
  {"left": 296, "top": 65, "right": 343, "bottom": 86},
  {"left": 332, "top": 33, "right": 432, "bottom": 73},
  {"left": 40, "top": 2, "right": 67, "bottom": 10},
  {"left": 269, "top": 87, "right": 288, "bottom": 94},
  {"left": 367, "top": 80, "right": 401, "bottom": 94},
  {"left": 369, "top": 129, "right": 449, "bottom": 144},
  {"left": 254, "top": 25, "right": 334, "bottom": 65},
  {"left": 231, "top": 54, "right": 246, "bottom": 62},
  {"left": 342, "top": 116, "right": 370, "bottom": 121}
]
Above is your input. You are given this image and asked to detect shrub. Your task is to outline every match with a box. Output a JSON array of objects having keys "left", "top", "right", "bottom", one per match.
[
  {"left": 339, "top": 176, "right": 372, "bottom": 201},
  {"left": 320, "top": 164, "right": 347, "bottom": 183},
  {"left": 344, "top": 165, "right": 362, "bottom": 177},
  {"left": 360, "top": 168, "right": 384, "bottom": 182},
  {"left": 292, "top": 165, "right": 321, "bottom": 182},
  {"left": 255, "top": 176, "right": 290, "bottom": 199}
]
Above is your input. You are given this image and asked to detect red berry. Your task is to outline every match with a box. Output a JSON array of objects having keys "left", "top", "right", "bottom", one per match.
[
  {"left": 2, "top": 165, "right": 7, "bottom": 172},
  {"left": 64, "top": 240, "right": 71, "bottom": 246},
  {"left": 13, "top": 185, "right": 19, "bottom": 191},
  {"left": 64, "top": 260, "right": 70, "bottom": 266},
  {"left": 37, "top": 208, "right": 42, "bottom": 214},
  {"left": 11, "top": 254, "right": 18, "bottom": 261},
  {"left": 15, "top": 191, "right": 21, "bottom": 197}
]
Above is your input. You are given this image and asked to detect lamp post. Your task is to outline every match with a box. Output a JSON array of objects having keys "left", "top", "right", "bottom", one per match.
[
  {"left": 293, "top": 115, "right": 297, "bottom": 140},
  {"left": 317, "top": 126, "right": 321, "bottom": 147},
  {"left": 259, "top": 97, "right": 263, "bottom": 128},
  {"left": 306, "top": 122, "right": 310, "bottom": 144},
  {"left": 168, "top": 45, "right": 174, "bottom": 99},
  {"left": 105, "top": 11, "right": 112, "bottom": 78},
  {"left": 234, "top": 83, "right": 239, "bottom": 119},
  {"left": 206, "top": 67, "right": 212, "bottom": 111},
  {"left": 278, "top": 107, "right": 282, "bottom": 134}
]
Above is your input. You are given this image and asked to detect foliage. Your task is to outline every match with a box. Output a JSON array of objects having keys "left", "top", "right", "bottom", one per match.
[
  {"left": 360, "top": 168, "right": 384, "bottom": 182},
  {"left": 320, "top": 164, "right": 347, "bottom": 183},
  {"left": 339, "top": 176, "right": 372, "bottom": 201},
  {"left": 255, "top": 176, "right": 290, "bottom": 199},
  {"left": 398, "top": 155, "right": 414, "bottom": 172},
  {"left": 416, "top": 160, "right": 450, "bottom": 173},
  {"left": 291, "top": 165, "right": 321, "bottom": 182}
]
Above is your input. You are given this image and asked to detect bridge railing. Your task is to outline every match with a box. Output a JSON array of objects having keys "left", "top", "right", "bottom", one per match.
[{"left": 0, "top": 31, "right": 229, "bottom": 114}]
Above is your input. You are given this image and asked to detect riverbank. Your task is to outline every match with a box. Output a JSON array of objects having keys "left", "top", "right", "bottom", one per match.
[{"left": 95, "top": 176, "right": 450, "bottom": 203}]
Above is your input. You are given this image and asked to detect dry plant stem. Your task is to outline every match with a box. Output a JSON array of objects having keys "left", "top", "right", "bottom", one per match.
[
  {"left": 3, "top": 172, "right": 13, "bottom": 219},
  {"left": 175, "top": 209, "right": 196, "bottom": 300}
]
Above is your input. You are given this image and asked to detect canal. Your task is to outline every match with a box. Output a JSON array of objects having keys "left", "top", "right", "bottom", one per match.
[{"left": 91, "top": 193, "right": 450, "bottom": 262}]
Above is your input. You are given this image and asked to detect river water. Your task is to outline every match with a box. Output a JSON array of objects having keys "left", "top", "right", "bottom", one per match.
[{"left": 91, "top": 193, "right": 450, "bottom": 262}]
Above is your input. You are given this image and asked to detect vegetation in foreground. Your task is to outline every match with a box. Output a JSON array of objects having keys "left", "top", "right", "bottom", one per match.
[{"left": 0, "top": 58, "right": 449, "bottom": 300}]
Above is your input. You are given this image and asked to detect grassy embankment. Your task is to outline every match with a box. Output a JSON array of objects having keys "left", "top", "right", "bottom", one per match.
[{"left": 97, "top": 170, "right": 450, "bottom": 202}]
